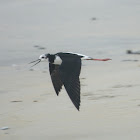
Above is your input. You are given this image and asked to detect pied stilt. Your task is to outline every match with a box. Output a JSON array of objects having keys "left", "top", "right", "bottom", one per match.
[{"left": 29, "top": 52, "right": 111, "bottom": 110}]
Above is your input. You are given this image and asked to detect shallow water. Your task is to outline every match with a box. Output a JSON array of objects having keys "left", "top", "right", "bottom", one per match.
[{"left": 0, "top": 0, "right": 140, "bottom": 66}]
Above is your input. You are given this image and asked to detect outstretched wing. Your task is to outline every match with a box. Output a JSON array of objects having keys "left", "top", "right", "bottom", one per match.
[
  {"left": 58, "top": 53, "right": 81, "bottom": 110},
  {"left": 49, "top": 63, "right": 63, "bottom": 96}
]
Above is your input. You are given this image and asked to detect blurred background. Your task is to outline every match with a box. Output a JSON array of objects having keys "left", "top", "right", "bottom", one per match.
[
  {"left": 1, "top": 1, "right": 140, "bottom": 139},
  {"left": 0, "top": 0, "right": 140, "bottom": 66}
]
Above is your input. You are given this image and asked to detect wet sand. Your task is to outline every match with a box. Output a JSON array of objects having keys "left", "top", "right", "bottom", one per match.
[
  {"left": 0, "top": 0, "right": 140, "bottom": 139},
  {"left": 0, "top": 57, "right": 140, "bottom": 140}
]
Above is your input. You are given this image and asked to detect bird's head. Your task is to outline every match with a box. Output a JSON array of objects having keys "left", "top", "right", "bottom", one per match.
[
  {"left": 39, "top": 54, "right": 49, "bottom": 61},
  {"left": 29, "top": 53, "right": 49, "bottom": 67}
]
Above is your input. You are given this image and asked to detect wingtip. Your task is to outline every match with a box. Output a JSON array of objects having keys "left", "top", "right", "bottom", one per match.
[{"left": 76, "top": 105, "right": 80, "bottom": 111}]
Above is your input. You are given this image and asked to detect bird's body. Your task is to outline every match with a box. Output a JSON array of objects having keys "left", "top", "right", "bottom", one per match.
[{"left": 30, "top": 52, "right": 111, "bottom": 110}]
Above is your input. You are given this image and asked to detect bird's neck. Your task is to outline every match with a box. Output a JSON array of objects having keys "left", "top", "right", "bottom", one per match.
[
  {"left": 48, "top": 54, "right": 55, "bottom": 63},
  {"left": 48, "top": 54, "right": 62, "bottom": 65}
]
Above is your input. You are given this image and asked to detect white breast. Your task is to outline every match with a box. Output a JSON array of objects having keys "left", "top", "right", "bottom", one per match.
[{"left": 53, "top": 55, "right": 62, "bottom": 65}]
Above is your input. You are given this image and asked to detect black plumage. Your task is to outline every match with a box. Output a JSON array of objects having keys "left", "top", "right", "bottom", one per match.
[
  {"left": 49, "top": 53, "right": 81, "bottom": 110},
  {"left": 29, "top": 52, "right": 111, "bottom": 110},
  {"left": 49, "top": 63, "right": 63, "bottom": 95}
]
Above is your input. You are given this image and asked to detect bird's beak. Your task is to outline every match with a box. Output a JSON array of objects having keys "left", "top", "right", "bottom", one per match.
[{"left": 29, "top": 59, "right": 41, "bottom": 67}]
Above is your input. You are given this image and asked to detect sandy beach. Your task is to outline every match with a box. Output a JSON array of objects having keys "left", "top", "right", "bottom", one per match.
[
  {"left": 0, "top": 0, "right": 140, "bottom": 139},
  {"left": 1, "top": 56, "right": 140, "bottom": 140}
]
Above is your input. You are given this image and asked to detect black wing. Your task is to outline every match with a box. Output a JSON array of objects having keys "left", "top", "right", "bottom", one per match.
[
  {"left": 58, "top": 53, "right": 81, "bottom": 110},
  {"left": 49, "top": 63, "right": 63, "bottom": 96}
]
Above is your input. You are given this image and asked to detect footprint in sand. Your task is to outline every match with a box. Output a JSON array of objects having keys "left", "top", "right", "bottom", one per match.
[{"left": 112, "top": 84, "right": 133, "bottom": 88}]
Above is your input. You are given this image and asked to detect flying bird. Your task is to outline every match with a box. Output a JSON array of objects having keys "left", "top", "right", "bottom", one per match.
[{"left": 29, "top": 52, "right": 111, "bottom": 110}]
